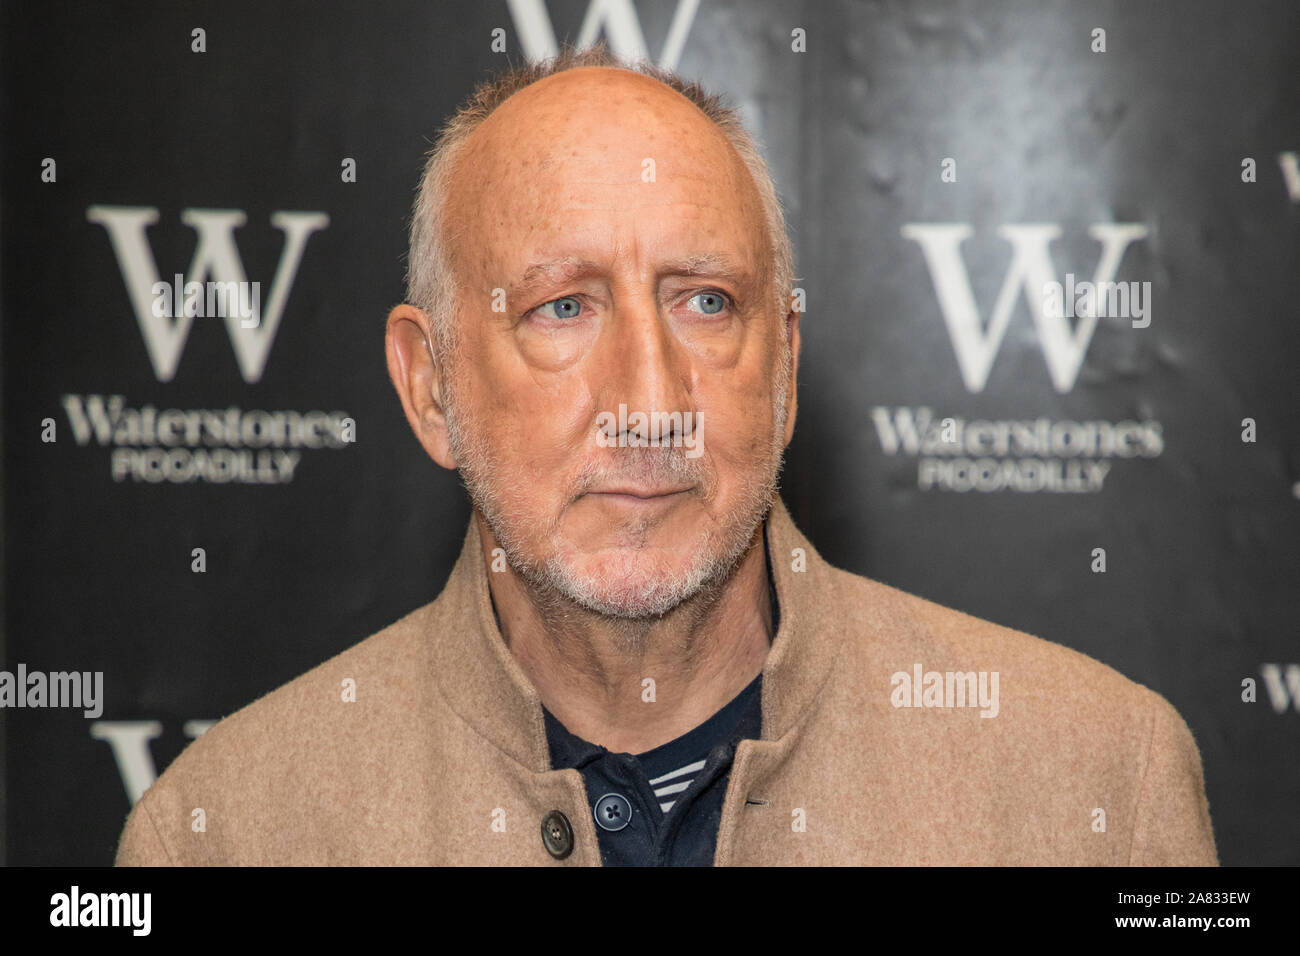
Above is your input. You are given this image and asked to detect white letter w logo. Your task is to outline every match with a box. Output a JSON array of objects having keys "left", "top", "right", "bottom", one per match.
[
  {"left": 87, "top": 206, "right": 329, "bottom": 383},
  {"left": 901, "top": 223, "right": 1148, "bottom": 393},
  {"left": 506, "top": 0, "right": 699, "bottom": 68}
]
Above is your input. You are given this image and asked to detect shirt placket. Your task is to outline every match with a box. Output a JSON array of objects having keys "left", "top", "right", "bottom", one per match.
[{"left": 650, "top": 741, "right": 735, "bottom": 866}]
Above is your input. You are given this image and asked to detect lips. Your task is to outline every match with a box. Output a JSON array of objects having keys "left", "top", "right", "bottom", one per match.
[{"left": 588, "top": 486, "right": 691, "bottom": 499}]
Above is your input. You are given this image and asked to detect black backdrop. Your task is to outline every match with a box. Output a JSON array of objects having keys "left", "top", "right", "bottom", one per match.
[{"left": 2, "top": 0, "right": 1297, "bottom": 865}]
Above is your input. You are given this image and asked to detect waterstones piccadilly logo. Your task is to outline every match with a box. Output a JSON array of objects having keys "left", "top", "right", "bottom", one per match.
[
  {"left": 61, "top": 394, "right": 355, "bottom": 484},
  {"left": 888, "top": 222, "right": 1165, "bottom": 493},
  {"left": 76, "top": 204, "right": 350, "bottom": 482},
  {"left": 870, "top": 407, "right": 1162, "bottom": 493}
]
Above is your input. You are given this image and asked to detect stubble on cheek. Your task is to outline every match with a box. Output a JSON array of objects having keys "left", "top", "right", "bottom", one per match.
[{"left": 441, "top": 337, "right": 791, "bottom": 619}]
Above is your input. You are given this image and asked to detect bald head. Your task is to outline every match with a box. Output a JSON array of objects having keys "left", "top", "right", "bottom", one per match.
[
  {"left": 443, "top": 66, "right": 771, "bottom": 345},
  {"left": 405, "top": 49, "right": 794, "bottom": 358}
]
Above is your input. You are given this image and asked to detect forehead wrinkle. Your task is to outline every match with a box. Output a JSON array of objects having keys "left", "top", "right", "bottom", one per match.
[
  {"left": 510, "top": 250, "right": 751, "bottom": 290},
  {"left": 448, "top": 71, "right": 771, "bottom": 308}
]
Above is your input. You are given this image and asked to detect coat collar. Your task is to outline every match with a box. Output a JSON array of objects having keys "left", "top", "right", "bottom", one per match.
[{"left": 426, "top": 494, "right": 844, "bottom": 773}]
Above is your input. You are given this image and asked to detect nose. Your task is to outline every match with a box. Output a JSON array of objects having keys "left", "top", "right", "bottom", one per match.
[{"left": 591, "top": 284, "right": 696, "bottom": 450}]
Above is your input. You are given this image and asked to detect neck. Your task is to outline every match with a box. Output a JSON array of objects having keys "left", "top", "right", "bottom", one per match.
[{"left": 478, "top": 512, "right": 773, "bottom": 754}]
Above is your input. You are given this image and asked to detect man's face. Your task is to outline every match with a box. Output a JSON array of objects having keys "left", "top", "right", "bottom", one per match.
[{"left": 438, "top": 67, "right": 796, "bottom": 619}]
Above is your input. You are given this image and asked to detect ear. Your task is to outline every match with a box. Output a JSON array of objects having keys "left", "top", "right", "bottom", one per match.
[
  {"left": 385, "top": 304, "right": 459, "bottom": 470},
  {"left": 782, "top": 305, "right": 801, "bottom": 448}
]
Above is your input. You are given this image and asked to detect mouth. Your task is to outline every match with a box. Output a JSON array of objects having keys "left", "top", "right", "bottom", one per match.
[{"left": 584, "top": 486, "right": 693, "bottom": 505}]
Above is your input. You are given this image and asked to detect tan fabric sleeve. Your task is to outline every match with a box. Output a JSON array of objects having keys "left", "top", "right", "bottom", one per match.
[
  {"left": 114, "top": 791, "right": 177, "bottom": 866},
  {"left": 1129, "top": 690, "right": 1219, "bottom": 866}
]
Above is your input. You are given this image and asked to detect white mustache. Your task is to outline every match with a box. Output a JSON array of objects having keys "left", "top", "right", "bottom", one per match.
[{"left": 573, "top": 445, "right": 708, "bottom": 496}]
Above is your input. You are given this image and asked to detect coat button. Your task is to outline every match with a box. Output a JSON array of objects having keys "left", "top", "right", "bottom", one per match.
[
  {"left": 593, "top": 793, "right": 633, "bottom": 832},
  {"left": 540, "top": 810, "right": 574, "bottom": 859}
]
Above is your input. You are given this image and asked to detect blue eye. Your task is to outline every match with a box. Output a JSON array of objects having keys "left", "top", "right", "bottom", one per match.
[
  {"left": 688, "top": 291, "right": 728, "bottom": 315},
  {"left": 535, "top": 296, "right": 582, "bottom": 320}
]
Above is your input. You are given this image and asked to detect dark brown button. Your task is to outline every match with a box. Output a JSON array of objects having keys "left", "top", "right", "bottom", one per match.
[{"left": 540, "top": 810, "right": 574, "bottom": 859}]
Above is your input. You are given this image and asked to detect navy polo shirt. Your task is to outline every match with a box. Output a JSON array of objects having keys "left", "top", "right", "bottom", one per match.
[{"left": 543, "top": 672, "right": 763, "bottom": 866}]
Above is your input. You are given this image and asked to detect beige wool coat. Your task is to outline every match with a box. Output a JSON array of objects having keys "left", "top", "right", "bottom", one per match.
[{"left": 115, "top": 496, "right": 1218, "bottom": 865}]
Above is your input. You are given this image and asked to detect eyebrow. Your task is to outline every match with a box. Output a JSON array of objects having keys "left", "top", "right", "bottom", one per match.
[
  {"left": 507, "top": 253, "right": 753, "bottom": 304},
  {"left": 663, "top": 253, "right": 751, "bottom": 287},
  {"left": 513, "top": 257, "right": 603, "bottom": 295}
]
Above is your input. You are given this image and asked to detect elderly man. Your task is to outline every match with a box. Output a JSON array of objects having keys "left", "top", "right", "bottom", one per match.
[{"left": 115, "top": 47, "right": 1217, "bottom": 866}]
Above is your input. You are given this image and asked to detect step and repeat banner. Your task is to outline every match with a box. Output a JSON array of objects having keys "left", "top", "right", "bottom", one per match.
[{"left": 3, "top": 0, "right": 1297, "bottom": 865}]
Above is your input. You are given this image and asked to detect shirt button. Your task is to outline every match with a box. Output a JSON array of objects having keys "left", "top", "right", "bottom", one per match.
[
  {"left": 593, "top": 793, "right": 633, "bottom": 832},
  {"left": 540, "top": 810, "right": 574, "bottom": 859}
]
